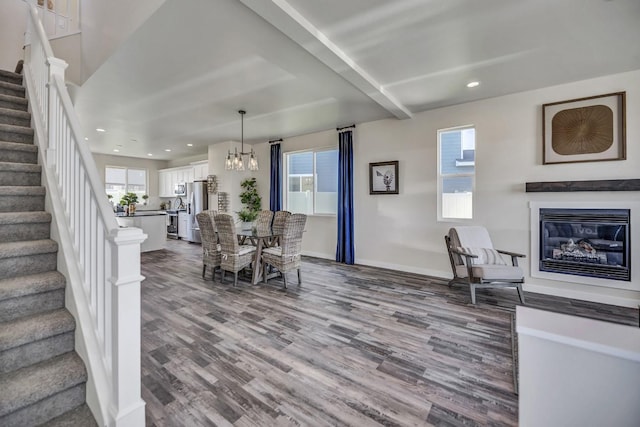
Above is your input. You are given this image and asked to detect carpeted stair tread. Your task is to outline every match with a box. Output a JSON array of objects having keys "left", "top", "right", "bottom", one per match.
[
  {"left": 0, "top": 352, "right": 87, "bottom": 417},
  {"left": 0, "top": 185, "right": 45, "bottom": 196},
  {"left": 42, "top": 404, "right": 98, "bottom": 427},
  {"left": 0, "top": 309, "right": 74, "bottom": 352},
  {"left": 0, "top": 123, "right": 33, "bottom": 137},
  {"left": 0, "top": 108, "right": 30, "bottom": 127},
  {"left": 0, "top": 272, "right": 65, "bottom": 323},
  {"left": 0, "top": 94, "right": 28, "bottom": 112},
  {"left": 0, "top": 123, "right": 34, "bottom": 144},
  {"left": 0, "top": 271, "right": 65, "bottom": 303},
  {"left": 0, "top": 211, "right": 50, "bottom": 226},
  {"left": 0, "top": 161, "right": 42, "bottom": 186},
  {"left": 0, "top": 70, "right": 22, "bottom": 86},
  {"left": 0, "top": 81, "right": 25, "bottom": 98},
  {"left": 0, "top": 140, "right": 38, "bottom": 153},
  {"left": 0, "top": 161, "right": 40, "bottom": 173},
  {"left": 0, "top": 239, "right": 58, "bottom": 259}
]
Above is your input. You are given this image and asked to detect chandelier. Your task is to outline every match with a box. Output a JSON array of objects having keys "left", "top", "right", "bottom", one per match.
[{"left": 225, "top": 110, "right": 258, "bottom": 171}]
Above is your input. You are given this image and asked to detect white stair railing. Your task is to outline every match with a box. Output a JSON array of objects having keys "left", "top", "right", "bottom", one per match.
[{"left": 22, "top": 3, "right": 147, "bottom": 426}]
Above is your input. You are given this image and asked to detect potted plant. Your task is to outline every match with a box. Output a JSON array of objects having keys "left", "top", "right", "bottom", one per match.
[
  {"left": 119, "top": 192, "right": 139, "bottom": 206},
  {"left": 142, "top": 194, "right": 149, "bottom": 205},
  {"left": 237, "top": 178, "right": 261, "bottom": 229}
]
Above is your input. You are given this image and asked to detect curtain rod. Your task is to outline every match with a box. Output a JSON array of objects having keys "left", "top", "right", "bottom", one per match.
[
  {"left": 268, "top": 138, "right": 283, "bottom": 144},
  {"left": 336, "top": 124, "right": 356, "bottom": 131}
]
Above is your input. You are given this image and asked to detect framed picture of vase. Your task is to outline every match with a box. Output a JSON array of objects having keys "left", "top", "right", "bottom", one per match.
[
  {"left": 369, "top": 161, "right": 399, "bottom": 194},
  {"left": 542, "top": 92, "right": 626, "bottom": 164}
]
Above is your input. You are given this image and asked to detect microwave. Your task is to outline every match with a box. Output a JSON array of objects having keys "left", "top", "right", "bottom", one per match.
[{"left": 174, "top": 183, "right": 187, "bottom": 196}]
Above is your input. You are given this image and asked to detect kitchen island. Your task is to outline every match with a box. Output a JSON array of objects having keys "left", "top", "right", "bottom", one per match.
[{"left": 116, "top": 211, "right": 167, "bottom": 252}]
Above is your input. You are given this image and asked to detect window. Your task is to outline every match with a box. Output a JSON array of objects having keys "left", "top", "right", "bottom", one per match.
[
  {"left": 105, "top": 167, "right": 147, "bottom": 204},
  {"left": 284, "top": 148, "right": 338, "bottom": 215},
  {"left": 438, "top": 126, "right": 475, "bottom": 220}
]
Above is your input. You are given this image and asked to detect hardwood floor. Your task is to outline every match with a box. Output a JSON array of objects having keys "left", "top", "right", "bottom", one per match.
[{"left": 140, "top": 239, "right": 638, "bottom": 427}]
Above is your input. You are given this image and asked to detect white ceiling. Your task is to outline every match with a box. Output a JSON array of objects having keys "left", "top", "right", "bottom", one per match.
[{"left": 75, "top": 0, "right": 640, "bottom": 160}]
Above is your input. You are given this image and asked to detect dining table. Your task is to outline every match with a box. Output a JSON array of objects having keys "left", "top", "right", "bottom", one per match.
[{"left": 236, "top": 225, "right": 281, "bottom": 285}]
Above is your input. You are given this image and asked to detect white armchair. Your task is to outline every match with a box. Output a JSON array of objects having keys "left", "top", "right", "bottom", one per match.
[{"left": 445, "top": 226, "right": 525, "bottom": 305}]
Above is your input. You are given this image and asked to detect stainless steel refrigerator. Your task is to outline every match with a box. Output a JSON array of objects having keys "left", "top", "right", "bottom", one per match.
[{"left": 186, "top": 180, "right": 208, "bottom": 243}]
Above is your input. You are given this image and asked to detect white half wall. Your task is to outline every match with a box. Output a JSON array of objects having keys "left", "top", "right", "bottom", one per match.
[
  {"left": 251, "top": 69, "right": 640, "bottom": 307},
  {"left": 517, "top": 306, "right": 640, "bottom": 427}
]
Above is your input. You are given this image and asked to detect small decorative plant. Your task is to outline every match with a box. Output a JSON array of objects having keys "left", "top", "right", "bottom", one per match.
[
  {"left": 237, "top": 178, "right": 261, "bottom": 222},
  {"left": 119, "top": 192, "right": 139, "bottom": 206},
  {"left": 142, "top": 194, "right": 149, "bottom": 205}
]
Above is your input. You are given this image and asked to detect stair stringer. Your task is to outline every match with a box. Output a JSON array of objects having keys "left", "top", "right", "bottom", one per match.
[{"left": 25, "top": 72, "right": 110, "bottom": 427}]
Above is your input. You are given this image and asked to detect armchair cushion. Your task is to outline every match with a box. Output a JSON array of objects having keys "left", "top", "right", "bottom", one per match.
[
  {"left": 458, "top": 247, "right": 507, "bottom": 265},
  {"left": 456, "top": 264, "right": 524, "bottom": 280}
]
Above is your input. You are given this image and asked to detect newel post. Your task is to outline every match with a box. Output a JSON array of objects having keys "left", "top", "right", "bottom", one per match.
[
  {"left": 108, "top": 227, "right": 147, "bottom": 427},
  {"left": 45, "top": 57, "right": 67, "bottom": 168}
]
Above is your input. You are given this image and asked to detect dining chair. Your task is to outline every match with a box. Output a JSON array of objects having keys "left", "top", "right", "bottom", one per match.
[
  {"left": 270, "top": 210, "right": 291, "bottom": 246},
  {"left": 445, "top": 226, "right": 526, "bottom": 305},
  {"left": 255, "top": 210, "right": 274, "bottom": 229},
  {"left": 214, "top": 213, "right": 256, "bottom": 286},
  {"left": 262, "top": 213, "right": 306, "bottom": 289},
  {"left": 195, "top": 211, "right": 221, "bottom": 281}
]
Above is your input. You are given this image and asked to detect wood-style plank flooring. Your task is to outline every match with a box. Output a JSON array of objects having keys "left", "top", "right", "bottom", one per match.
[{"left": 140, "top": 239, "right": 638, "bottom": 426}]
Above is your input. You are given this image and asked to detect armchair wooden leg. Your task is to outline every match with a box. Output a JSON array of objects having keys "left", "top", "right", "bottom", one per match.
[
  {"left": 202, "top": 265, "right": 206, "bottom": 278},
  {"left": 470, "top": 284, "right": 477, "bottom": 305},
  {"left": 282, "top": 273, "right": 287, "bottom": 289},
  {"left": 234, "top": 272, "right": 238, "bottom": 287},
  {"left": 517, "top": 284, "right": 526, "bottom": 305},
  {"left": 297, "top": 269, "right": 301, "bottom": 285}
]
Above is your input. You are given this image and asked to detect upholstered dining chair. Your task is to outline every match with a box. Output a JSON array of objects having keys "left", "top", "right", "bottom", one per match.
[
  {"left": 262, "top": 213, "right": 307, "bottom": 289},
  {"left": 195, "top": 211, "right": 221, "bottom": 281},
  {"left": 214, "top": 213, "right": 256, "bottom": 286},
  {"left": 445, "top": 226, "right": 526, "bottom": 305},
  {"left": 270, "top": 210, "right": 291, "bottom": 246}
]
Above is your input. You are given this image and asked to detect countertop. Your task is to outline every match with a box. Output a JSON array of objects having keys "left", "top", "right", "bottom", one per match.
[{"left": 116, "top": 211, "right": 168, "bottom": 217}]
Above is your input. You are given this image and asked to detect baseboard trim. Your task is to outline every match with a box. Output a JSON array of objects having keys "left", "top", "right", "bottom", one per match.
[{"left": 355, "top": 257, "right": 451, "bottom": 280}]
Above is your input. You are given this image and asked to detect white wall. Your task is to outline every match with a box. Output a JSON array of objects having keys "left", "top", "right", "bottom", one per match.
[
  {"left": 92, "top": 153, "right": 168, "bottom": 210},
  {"left": 49, "top": 34, "right": 82, "bottom": 86},
  {"left": 166, "top": 153, "right": 207, "bottom": 168},
  {"left": 251, "top": 69, "right": 640, "bottom": 306},
  {"left": 80, "top": 0, "right": 166, "bottom": 83},
  {"left": 0, "top": 0, "right": 28, "bottom": 71}
]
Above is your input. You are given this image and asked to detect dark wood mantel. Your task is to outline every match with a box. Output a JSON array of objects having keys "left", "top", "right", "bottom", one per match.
[{"left": 525, "top": 179, "right": 640, "bottom": 192}]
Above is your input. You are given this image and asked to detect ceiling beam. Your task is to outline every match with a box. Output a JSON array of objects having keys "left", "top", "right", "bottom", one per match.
[{"left": 237, "top": 0, "right": 413, "bottom": 120}]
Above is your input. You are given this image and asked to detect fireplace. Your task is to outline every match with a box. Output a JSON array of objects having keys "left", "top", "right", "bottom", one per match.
[{"left": 539, "top": 208, "right": 630, "bottom": 281}]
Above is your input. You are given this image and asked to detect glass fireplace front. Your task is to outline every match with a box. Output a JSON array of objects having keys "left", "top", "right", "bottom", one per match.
[{"left": 540, "top": 208, "right": 630, "bottom": 281}]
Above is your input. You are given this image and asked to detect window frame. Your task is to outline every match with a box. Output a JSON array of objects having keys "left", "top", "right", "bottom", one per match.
[
  {"left": 437, "top": 125, "right": 476, "bottom": 222},
  {"left": 283, "top": 146, "right": 338, "bottom": 217},
  {"left": 105, "top": 166, "right": 148, "bottom": 204}
]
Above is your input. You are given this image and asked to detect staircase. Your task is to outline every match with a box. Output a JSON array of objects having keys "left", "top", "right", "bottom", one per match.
[{"left": 0, "top": 69, "right": 97, "bottom": 426}]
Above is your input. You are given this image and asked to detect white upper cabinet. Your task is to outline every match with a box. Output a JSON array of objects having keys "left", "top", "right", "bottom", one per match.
[{"left": 192, "top": 161, "right": 209, "bottom": 180}]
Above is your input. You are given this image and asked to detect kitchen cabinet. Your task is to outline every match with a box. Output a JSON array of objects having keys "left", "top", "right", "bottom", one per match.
[
  {"left": 192, "top": 161, "right": 209, "bottom": 180},
  {"left": 116, "top": 213, "right": 167, "bottom": 252},
  {"left": 158, "top": 166, "right": 196, "bottom": 197},
  {"left": 178, "top": 211, "right": 189, "bottom": 239}
]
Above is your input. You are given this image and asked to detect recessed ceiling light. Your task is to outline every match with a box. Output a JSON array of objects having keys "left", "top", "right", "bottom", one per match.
[
  {"left": 84, "top": 137, "right": 89, "bottom": 141},
  {"left": 165, "top": 149, "right": 171, "bottom": 152},
  {"left": 113, "top": 149, "right": 120, "bottom": 152},
  {"left": 187, "top": 144, "right": 193, "bottom": 147},
  {"left": 147, "top": 153, "right": 153, "bottom": 156},
  {"left": 466, "top": 81, "right": 480, "bottom": 88},
  {"left": 96, "top": 128, "right": 106, "bottom": 132}
]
